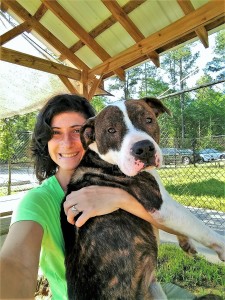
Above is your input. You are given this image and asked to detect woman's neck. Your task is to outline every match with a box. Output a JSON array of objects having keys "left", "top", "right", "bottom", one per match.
[{"left": 55, "top": 169, "right": 74, "bottom": 192}]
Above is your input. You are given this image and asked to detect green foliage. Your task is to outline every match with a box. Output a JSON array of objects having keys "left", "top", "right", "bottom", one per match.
[
  {"left": 161, "top": 45, "right": 199, "bottom": 90},
  {"left": 183, "top": 75, "right": 225, "bottom": 139},
  {"left": 138, "top": 63, "right": 170, "bottom": 97},
  {"left": 158, "top": 244, "right": 225, "bottom": 297},
  {"left": 0, "top": 112, "right": 36, "bottom": 161},
  {"left": 91, "top": 96, "right": 106, "bottom": 113},
  {"left": 205, "top": 30, "right": 225, "bottom": 80},
  {"left": 107, "top": 66, "right": 142, "bottom": 99}
]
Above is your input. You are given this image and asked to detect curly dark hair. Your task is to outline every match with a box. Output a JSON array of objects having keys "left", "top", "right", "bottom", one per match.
[{"left": 31, "top": 94, "right": 96, "bottom": 183}]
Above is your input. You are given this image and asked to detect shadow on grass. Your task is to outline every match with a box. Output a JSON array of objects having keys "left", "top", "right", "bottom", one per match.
[{"left": 165, "top": 178, "right": 224, "bottom": 198}]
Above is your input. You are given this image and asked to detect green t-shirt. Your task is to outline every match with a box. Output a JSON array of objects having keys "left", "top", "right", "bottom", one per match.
[{"left": 11, "top": 175, "right": 68, "bottom": 300}]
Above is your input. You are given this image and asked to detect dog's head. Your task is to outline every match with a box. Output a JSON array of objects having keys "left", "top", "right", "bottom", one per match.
[{"left": 80, "top": 97, "right": 171, "bottom": 176}]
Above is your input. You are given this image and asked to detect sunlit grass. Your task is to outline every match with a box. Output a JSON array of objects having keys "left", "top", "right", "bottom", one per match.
[
  {"left": 158, "top": 243, "right": 225, "bottom": 298},
  {"left": 158, "top": 164, "right": 225, "bottom": 212}
]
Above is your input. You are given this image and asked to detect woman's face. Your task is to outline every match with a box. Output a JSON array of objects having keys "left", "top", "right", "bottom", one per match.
[{"left": 48, "top": 111, "right": 86, "bottom": 173}]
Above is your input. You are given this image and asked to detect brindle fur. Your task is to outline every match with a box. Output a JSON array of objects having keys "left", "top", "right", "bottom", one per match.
[{"left": 61, "top": 150, "right": 162, "bottom": 300}]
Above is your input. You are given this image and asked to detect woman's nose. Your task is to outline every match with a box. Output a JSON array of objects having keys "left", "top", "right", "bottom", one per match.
[{"left": 61, "top": 133, "right": 74, "bottom": 145}]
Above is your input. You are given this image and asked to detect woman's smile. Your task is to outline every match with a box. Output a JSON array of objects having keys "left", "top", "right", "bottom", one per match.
[{"left": 59, "top": 152, "right": 79, "bottom": 158}]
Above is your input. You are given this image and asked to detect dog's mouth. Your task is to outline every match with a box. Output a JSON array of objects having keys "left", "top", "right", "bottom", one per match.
[{"left": 136, "top": 154, "right": 160, "bottom": 171}]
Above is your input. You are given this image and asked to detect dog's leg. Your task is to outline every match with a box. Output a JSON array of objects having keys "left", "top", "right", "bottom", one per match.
[
  {"left": 149, "top": 170, "right": 225, "bottom": 261},
  {"left": 176, "top": 235, "right": 198, "bottom": 256}
]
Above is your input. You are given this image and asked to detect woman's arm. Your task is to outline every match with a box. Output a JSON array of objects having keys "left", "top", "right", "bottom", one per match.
[
  {"left": 63, "top": 186, "right": 179, "bottom": 235},
  {"left": 0, "top": 221, "right": 43, "bottom": 299}
]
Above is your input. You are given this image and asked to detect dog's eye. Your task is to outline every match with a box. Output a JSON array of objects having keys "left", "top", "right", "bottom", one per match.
[
  {"left": 108, "top": 128, "right": 116, "bottom": 133},
  {"left": 146, "top": 117, "right": 152, "bottom": 124}
]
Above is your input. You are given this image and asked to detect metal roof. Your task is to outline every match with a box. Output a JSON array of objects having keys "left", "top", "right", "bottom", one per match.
[{"left": 0, "top": 0, "right": 225, "bottom": 117}]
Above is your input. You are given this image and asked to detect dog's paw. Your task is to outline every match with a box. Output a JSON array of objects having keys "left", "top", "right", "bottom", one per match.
[
  {"left": 214, "top": 244, "right": 225, "bottom": 262},
  {"left": 176, "top": 235, "right": 198, "bottom": 256}
]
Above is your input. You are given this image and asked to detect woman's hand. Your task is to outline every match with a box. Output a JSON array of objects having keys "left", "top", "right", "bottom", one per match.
[
  {"left": 63, "top": 186, "right": 151, "bottom": 227},
  {"left": 64, "top": 186, "right": 123, "bottom": 227}
]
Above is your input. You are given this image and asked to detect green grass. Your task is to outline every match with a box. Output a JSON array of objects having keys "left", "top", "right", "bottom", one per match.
[
  {"left": 158, "top": 164, "right": 225, "bottom": 212},
  {"left": 157, "top": 243, "right": 225, "bottom": 298}
]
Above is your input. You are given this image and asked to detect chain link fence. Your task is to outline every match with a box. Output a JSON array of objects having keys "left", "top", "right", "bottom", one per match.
[
  {"left": 158, "top": 83, "right": 225, "bottom": 232},
  {"left": 0, "top": 85, "right": 224, "bottom": 232},
  {"left": 0, "top": 131, "right": 37, "bottom": 196}
]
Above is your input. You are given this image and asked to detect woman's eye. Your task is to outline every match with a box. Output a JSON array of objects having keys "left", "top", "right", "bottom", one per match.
[
  {"left": 73, "top": 129, "right": 80, "bottom": 134},
  {"left": 108, "top": 128, "right": 116, "bottom": 133},
  {"left": 146, "top": 117, "right": 152, "bottom": 124},
  {"left": 52, "top": 130, "right": 60, "bottom": 135}
]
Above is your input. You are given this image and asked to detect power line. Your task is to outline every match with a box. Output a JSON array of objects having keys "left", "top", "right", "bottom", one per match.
[{"left": 158, "top": 79, "right": 225, "bottom": 100}]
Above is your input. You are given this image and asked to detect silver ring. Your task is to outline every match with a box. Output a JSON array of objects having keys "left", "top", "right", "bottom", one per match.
[{"left": 71, "top": 204, "right": 79, "bottom": 213}]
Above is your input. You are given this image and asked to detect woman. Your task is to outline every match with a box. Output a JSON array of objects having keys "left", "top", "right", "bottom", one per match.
[{"left": 0, "top": 94, "right": 163, "bottom": 299}]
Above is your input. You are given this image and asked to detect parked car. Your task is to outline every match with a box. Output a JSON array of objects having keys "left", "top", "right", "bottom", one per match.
[
  {"left": 220, "top": 151, "right": 225, "bottom": 159},
  {"left": 194, "top": 148, "right": 224, "bottom": 162},
  {"left": 161, "top": 148, "right": 193, "bottom": 165}
]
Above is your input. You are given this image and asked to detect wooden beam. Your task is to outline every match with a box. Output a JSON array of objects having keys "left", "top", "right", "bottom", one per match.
[
  {"left": 177, "top": 0, "right": 209, "bottom": 48},
  {"left": 60, "top": 0, "right": 146, "bottom": 59},
  {"left": 88, "top": 77, "right": 102, "bottom": 101},
  {"left": 89, "top": 0, "right": 224, "bottom": 78},
  {"left": 81, "top": 70, "right": 89, "bottom": 99},
  {"left": 102, "top": 0, "right": 144, "bottom": 42},
  {"left": 0, "top": 1, "right": 8, "bottom": 12},
  {"left": 41, "top": 0, "right": 125, "bottom": 81},
  {"left": 102, "top": 0, "right": 160, "bottom": 67},
  {"left": 0, "top": 21, "right": 32, "bottom": 45},
  {"left": 2, "top": 0, "right": 89, "bottom": 71},
  {"left": 1, "top": 47, "right": 81, "bottom": 80},
  {"left": 41, "top": 0, "right": 110, "bottom": 61},
  {"left": 33, "top": 3, "right": 48, "bottom": 21},
  {"left": 58, "top": 75, "right": 80, "bottom": 94},
  {"left": 88, "top": 65, "right": 108, "bottom": 100}
]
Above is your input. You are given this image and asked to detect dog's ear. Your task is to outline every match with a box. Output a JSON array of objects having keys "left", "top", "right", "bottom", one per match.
[
  {"left": 142, "top": 97, "right": 172, "bottom": 117},
  {"left": 80, "top": 117, "right": 96, "bottom": 150}
]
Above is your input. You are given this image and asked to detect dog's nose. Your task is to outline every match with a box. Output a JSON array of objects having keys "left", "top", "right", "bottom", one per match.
[{"left": 131, "top": 140, "right": 155, "bottom": 160}]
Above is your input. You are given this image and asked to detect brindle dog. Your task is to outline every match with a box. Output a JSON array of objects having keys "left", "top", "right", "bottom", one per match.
[
  {"left": 61, "top": 97, "right": 168, "bottom": 300},
  {"left": 61, "top": 97, "right": 225, "bottom": 300}
]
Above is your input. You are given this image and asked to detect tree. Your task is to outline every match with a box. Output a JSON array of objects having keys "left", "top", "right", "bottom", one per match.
[
  {"left": 138, "top": 62, "right": 170, "bottom": 98},
  {"left": 107, "top": 66, "right": 142, "bottom": 100},
  {"left": 0, "top": 112, "right": 36, "bottom": 194},
  {"left": 185, "top": 75, "right": 225, "bottom": 141},
  {"left": 160, "top": 45, "right": 199, "bottom": 142},
  {"left": 204, "top": 30, "right": 225, "bottom": 81}
]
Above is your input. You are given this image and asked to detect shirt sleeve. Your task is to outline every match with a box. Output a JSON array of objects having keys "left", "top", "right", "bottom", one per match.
[{"left": 11, "top": 188, "right": 50, "bottom": 231}]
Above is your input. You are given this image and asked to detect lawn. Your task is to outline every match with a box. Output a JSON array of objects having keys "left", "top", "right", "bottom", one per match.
[
  {"left": 158, "top": 164, "right": 225, "bottom": 212},
  {"left": 158, "top": 243, "right": 225, "bottom": 298}
]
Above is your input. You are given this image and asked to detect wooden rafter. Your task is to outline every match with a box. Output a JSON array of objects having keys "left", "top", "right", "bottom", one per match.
[
  {"left": 0, "top": 3, "right": 47, "bottom": 44},
  {"left": 33, "top": 3, "right": 48, "bottom": 21},
  {"left": 58, "top": 75, "right": 80, "bottom": 95},
  {"left": 2, "top": 0, "right": 89, "bottom": 71},
  {"left": 0, "top": 21, "right": 32, "bottom": 45},
  {"left": 89, "top": 0, "right": 225, "bottom": 78},
  {"left": 1, "top": 47, "right": 81, "bottom": 80},
  {"left": 87, "top": 65, "right": 109, "bottom": 100},
  {"left": 101, "top": 0, "right": 159, "bottom": 67},
  {"left": 41, "top": 0, "right": 125, "bottom": 81},
  {"left": 177, "top": 0, "right": 209, "bottom": 48},
  {"left": 59, "top": 0, "right": 146, "bottom": 60},
  {"left": 81, "top": 70, "right": 89, "bottom": 99}
]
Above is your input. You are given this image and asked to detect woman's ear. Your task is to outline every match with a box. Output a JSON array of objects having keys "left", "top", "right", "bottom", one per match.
[
  {"left": 142, "top": 97, "right": 172, "bottom": 117},
  {"left": 80, "top": 117, "right": 96, "bottom": 150}
]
